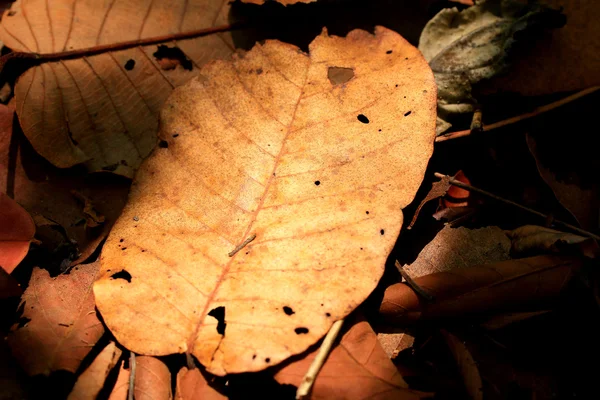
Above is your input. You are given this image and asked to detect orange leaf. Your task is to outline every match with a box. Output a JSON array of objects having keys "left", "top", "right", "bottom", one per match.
[
  {"left": 68, "top": 342, "right": 122, "bottom": 400},
  {"left": 380, "top": 255, "right": 581, "bottom": 325},
  {"left": 275, "top": 316, "right": 428, "bottom": 399},
  {"left": 0, "top": 191, "right": 35, "bottom": 273},
  {"left": 8, "top": 262, "right": 104, "bottom": 376},
  {"left": 176, "top": 367, "right": 227, "bottom": 400},
  {"left": 135, "top": 356, "right": 172, "bottom": 400},
  {"left": 107, "top": 360, "right": 130, "bottom": 400},
  {"left": 94, "top": 27, "right": 436, "bottom": 375}
]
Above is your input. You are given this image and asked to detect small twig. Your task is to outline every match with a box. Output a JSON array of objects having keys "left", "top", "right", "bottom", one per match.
[
  {"left": 395, "top": 261, "right": 435, "bottom": 302},
  {"left": 434, "top": 172, "right": 600, "bottom": 241},
  {"left": 128, "top": 352, "right": 136, "bottom": 400},
  {"left": 436, "top": 86, "right": 600, "bottom": 142},
  {"left": 228, "top": 233, "right": 256, "bottom": 257},
  {"left": 296, "top": 319, "right": 344, "bottom": 400}
]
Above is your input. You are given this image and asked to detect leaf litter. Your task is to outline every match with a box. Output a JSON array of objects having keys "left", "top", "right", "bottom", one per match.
[{"left": 1, "top": 0, "right": 600, "bottom": 398}]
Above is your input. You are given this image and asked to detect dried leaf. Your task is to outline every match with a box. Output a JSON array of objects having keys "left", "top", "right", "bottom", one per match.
[
  {"left": 176, "top": 367, "right": 226, "bottom": 400},
  {"left": 107, "top": 360, "right": 130, "bottom": 400},
  {"left": 480, "top": 310, "right": 551, "bottom": 330},
  {"left": 403, "top": 226, "right": 511, "bottom": 278},
  {"left": 67, "top": 342, "right": 122, "bottom": 400},
  {"left": 135, "top": 356, "right": 172, "bottom": 400},
  {"left": 94, "top": 27, "right": 436, "bottom": 375},
  {"left": 380, "top": 255, "right": 581, "bottom": 325},
  {"left": 275, "top": 317, "right": 428, "bottom": 399},
  {"left": 408, "top": 175, "right": 450, "bottom": 229},
  {"left": 506, "top": 225, "right": 588, "bottom": 257},
  {"left": 418, "top": 0, "right": 563, "bottom": 134},
  {"left": 0, "top": 0, "right": 235, "bottom": 177},
  {"left": 481, "top": 0, "right": 600, "bottom": 95},
  {"left": 441, "top": 330, "right": 483, "bottom": 400},
  {"left": 8, "top": 262, "right": 104, "bottom": 376},
  {"left": 242, "top": 0, "right": 317, "bottom": 4},
  {"left": 0, "top": 104, "right": 131, "bottom": 266},
  {"left": 0, "top": 191, "right": 35, "bottom": 274}
]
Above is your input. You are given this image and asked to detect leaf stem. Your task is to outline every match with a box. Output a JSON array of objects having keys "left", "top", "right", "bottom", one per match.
[
  {"left": 128, "top": 352, "right": 136, "bottom": 400},
  {"left": 296, "top": 319, "right": 345, "bottom": 400},
  {"left": 433, "top": 172, "right": 600, "bottom": 240},
  {"left": 395, "top": 261, "right": 435, "bottom": 302},
  {"left": 435, "top": 86, "right": 600, "bottom": 142},
  {"left": 228, "top": 233, "right": 256, "bottom": 257}
]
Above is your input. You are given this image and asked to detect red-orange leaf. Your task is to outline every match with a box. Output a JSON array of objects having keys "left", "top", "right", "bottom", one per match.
[
  {"left": 0, "top": 191, "right": 35, "bottom": 273},
  {"left": 8, "top": 262, "right": 104, "bottom": 376}
]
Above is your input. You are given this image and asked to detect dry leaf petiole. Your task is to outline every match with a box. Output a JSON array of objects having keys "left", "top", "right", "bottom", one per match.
[
  {"left": 296, "top": 319, "right": 345, "bottom": 399},
  {"left": 128, "top": 352, "right": 136, "bottom": 400}
]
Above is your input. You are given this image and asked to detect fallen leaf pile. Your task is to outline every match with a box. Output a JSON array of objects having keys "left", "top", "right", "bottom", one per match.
[{"left": 1, "top": 0, "right": 599, "bottom": 399}]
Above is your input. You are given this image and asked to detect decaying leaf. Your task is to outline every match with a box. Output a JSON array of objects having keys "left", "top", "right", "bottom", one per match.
[
  {"left": 67, "top": 342, "right": 122, "bottom": 400},
  {"left": 418, "top": 0, "right": 563, "bottom": 134},
  {"left": 403, "top": 226, "right": 511, "bottom": 278},
  {"left": 506, "top": 225, "right": 588, "bottom": 257},
  {"left": 441, "top": 330, "right": 483, "bottom": 400},
  {"left": 8, "top": 262, "right": 104, "bottom": 376},
  {"left": 0, "top": 104, "right": 131, "bottom": 266},
  {"left": 134, "top": 356, "right": 172, "bottom": 400},
  {"left": 108, "top": 360, "right": 130, "bottom": 400},
  {"left": 377, "top": 330, "right": 415, "bottom": 359},
  {"left": 94, "top": 27, "right": 437, "bottom": 375},
  {"left": 380, "top": 255, "right": 581, "bottom": 325},
  {"left": 275, "top": 317, "right": 427, "bottom": 399},
  {"left": 0, "top": 0, "right": 235, "bottom": 177},
  {"left": 0, "top": 191, "right": 35, "bottom": 273},
  {"left": 176, "top": 367, "right": 226, "bottom": 400}
]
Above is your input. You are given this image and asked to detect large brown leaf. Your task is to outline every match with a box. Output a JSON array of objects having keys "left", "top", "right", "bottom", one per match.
[
  {"left": 380, "top": 255, "right": 581, "bottom": 325},
  {"left": 8, "top": 262, "right": 104, "bottom": 376},
  {"left": 94, "top": 27, "right": 436, "bottom": 375},
  {"left": 0, "top": 0, "right": 234, "bottom": 177},
  {"left": 275, "top": 316, "right": 427, "bottom": 399},
  {"left": 0, "top": 191, "right": 35, "bottom": 273}
]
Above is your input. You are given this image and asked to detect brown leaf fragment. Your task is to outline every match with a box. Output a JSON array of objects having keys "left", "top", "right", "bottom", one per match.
[
  {"left": 68, "top": 342, "right": 122, "bottom": 400},
  {"left": 135, "top": 356, "right": 172, "bottom": 400},
  {"left": 0, "top": 0, "right": 236, "bottom": 176},
  {"left": 275, "top": 316, "right": 429, "bottom": 399},
  {"left": 94, "top": 27, "right": 437, "bottom": 375},
  {"left": 380, "top": 255, "right": 581, "bottom": 325},
  {"left": 8, "top": 262, "right": 104, "bottom": 376},
  {"left": 403, "top": 226, "right": 511, "bottom": 278},
  {"left": 0, "top": 191, "right": 35, "bottom": 273},
  {"left": 327, "top": 67, "right": 355, "bottom": 86},
  {"left": 441, "top": 330, "right": 482, "bottom": 400},
  {"left": 408, "top": 175, "right": 450, "bottom": 229},
  {"left": 377, "top": 330, "right": 415, "bottom": 359},
  {"left": 506, "top": 225, "right": 588, "bottom": 257},
  {"left": 71, "top": 190, "right": 106, "bottom": 228},
  {"left": 176, "top": 367, "right": 226, "bottom": 400},
  {"left": 108, "top": 360, "right": 130, "bottom": 400}
]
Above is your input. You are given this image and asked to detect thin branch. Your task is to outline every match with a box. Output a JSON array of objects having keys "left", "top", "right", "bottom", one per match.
[
  {"left": 395, "top": 261, "right": 435, "bottom": 302},
  {"left": 436, "top": 86, "right": 600, "bottom": 142},
  {"left": 228, "top": 233, "right": 256, "bottom": 257},
  {"left": 128, "top": 352, "right": 136, "bottom": 400},
  {"left": 0, "top": 22, "right": 244, "bottom": 75},
  {"left": 433, "top": 172, "right": 600, "bottom": 241},
  {"left": 296, "top": 319, "right": 344, "bottom": 400}
]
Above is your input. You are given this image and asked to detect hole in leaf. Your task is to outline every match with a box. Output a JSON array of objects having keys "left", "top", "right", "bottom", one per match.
[
  {"left": 172, "top": 133, "right": 179, "bottom": 138},
  {"left": 366, "top": 211, "right": 369, "bottom": 214},
  {"left": 124, "top": 59, "right": 135, "bottom": 70},
  {"left": 314, "top": 180, "right": 320, "bottom": 186},
  {"left": 386, "top": 50, "right": 392, "bottom": 54},
  {"left": 404, "top": 111, "right": 412, "bottom": 117},
  {"left": 265, "top": 358, "right": 271, "bottom": 363},
  {"left": 153, "top": 45, "right": 193, "bottom": 71},
  {"left": 357, "top": 114, "right": 369, "bottom": 124},
  {"left": 158, "top": 140, "right": 168, "bottom": 148},
  {"left": 111, "top": 270, "right": 132, "bottom": 283},
  {"left": 295, "top": 327, "right": 309, "bottom": 335},
  {"left": 252, "top": 354, "right": 256, "bottom": 360},
  {"left": 283, "top": 306, "right": 295, "bottom": 316},
  {"left": 325, "top": 313, "right": 331, "bottom": 317},
  {"left": 208, "top": 306, "right": 226, "bottom": 335},
  {"left": 380, "top": 229, "right": 385, "bottom": 235},
  {"left": 327, "top": 66, "right": 354, "bottom": 85}
]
